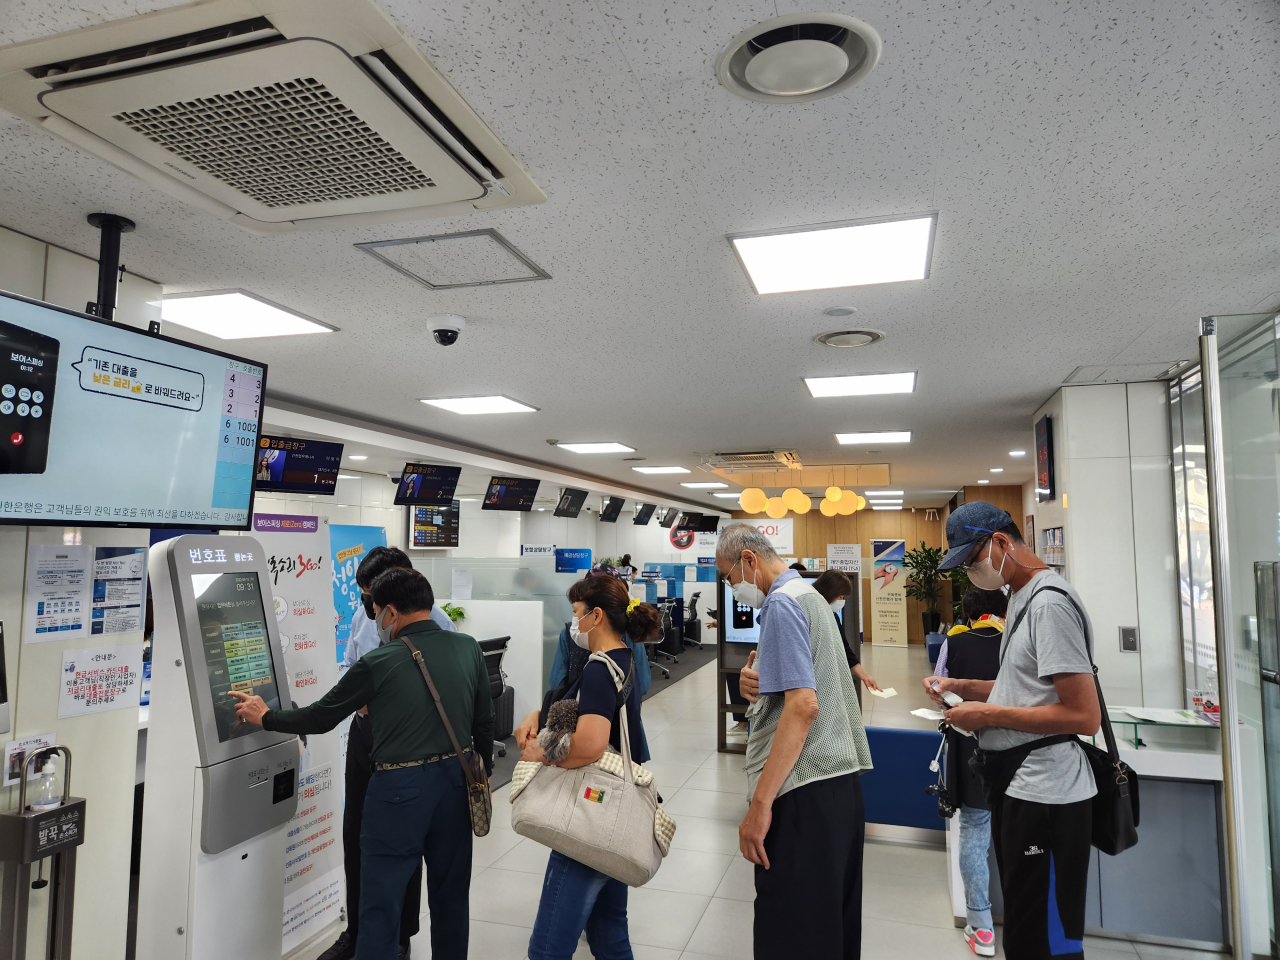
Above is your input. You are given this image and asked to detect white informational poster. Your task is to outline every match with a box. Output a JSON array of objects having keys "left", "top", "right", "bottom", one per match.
[
  {"left": 740, "top": 518, "right": 794, "bottom": 556},
  {"left": 451, "top": 566, "right": 473, "bottom": 601},
  {"left": 92, "top": 546, "right": 147, "bottom": 635},
  {"left": 3, "top": 733, "right": 56, "bottom": 786},
  {"left": 24, "top": 544, "right": 93, "bottom": 642},
  {"left": 520, "top": 543, "right": 556, "bottom": 557},
  {"left": 251, "top": 513, "right": 344, "bottom": 953},
  {"left": 827, "top": 543, "right": 862, "bottom": 575},
  {"left": 56, "top": 643, "right": 144, "bottom": 718}
]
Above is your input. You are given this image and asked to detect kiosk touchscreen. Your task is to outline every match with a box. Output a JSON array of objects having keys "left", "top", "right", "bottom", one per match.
[{"left": 138, "top": 535, "right": 299, "bottom": 960}]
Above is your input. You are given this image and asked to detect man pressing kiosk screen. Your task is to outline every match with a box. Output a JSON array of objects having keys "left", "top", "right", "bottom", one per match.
[
  {"left": 717, "top": 523, "right": 872, "bottom": 960},
  {"left": 923, "top": 502, "right": 1100, "bottom": 960},
  {"left": 230, "top": 567, "right": 493, "bottom": 960}
]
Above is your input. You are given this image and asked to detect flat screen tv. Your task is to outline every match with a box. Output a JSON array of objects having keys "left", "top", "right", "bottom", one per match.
[
  {"left": 394, "top": 463, "right": 461, "bottom": 506},
  {"left": 554, "top": 488, "right": 588, "bottom": 518},
  {"left": 482, "top": 476, "right": 539, "bottom": 511},
  {"left": 633, "top": 503, "right": 656, "bottom": 525},
  {"left": 695, "top": 514, "right": 720, "bottom": 533},
  {"left": 253, "top": 435, "right": 342, "bottom": 495},
  {"left": 599, "top": 497, "right": 624, "bottom": 523},
  {"left": 675, "top": 512, "right": 701, "bottom": 532},
  {"left": 1035, "top": 415, "right": 1055, "bottom": 502},
  {"left": 0, "top": 289, "right": 266, "bottom": 529},
  {"left": 658, "top": 508, "right": 677, "bottom": 528},
  {"left": 408, "top": 501, "right": 459, "bottom": 548}
]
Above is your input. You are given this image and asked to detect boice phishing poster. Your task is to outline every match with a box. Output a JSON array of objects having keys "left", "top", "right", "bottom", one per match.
[
  {"left": 871, "top": 539, "right": 907, "bottom": 645},
  {"left": 329, "top": 524, "right": 387, "bottom": 664}
]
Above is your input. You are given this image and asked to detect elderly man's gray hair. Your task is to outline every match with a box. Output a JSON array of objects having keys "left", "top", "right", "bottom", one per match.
[{"left": 716, "top": 522, "right": 780, "bottom": 561}]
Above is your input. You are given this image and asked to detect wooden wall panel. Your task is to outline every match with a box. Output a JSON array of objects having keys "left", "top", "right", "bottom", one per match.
[
  {"left": 731, "top": 509, "right": 945, "bottom": 642},
  {"left": 963, "top": 485, "right": 1023, "bottom": 526}
]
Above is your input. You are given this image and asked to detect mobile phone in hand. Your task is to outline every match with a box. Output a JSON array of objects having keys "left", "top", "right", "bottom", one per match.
[{"left": 930, "top": 680, "right": 963, "bottom": 707}]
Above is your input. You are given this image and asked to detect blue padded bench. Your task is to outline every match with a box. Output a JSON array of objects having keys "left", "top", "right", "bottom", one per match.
[{"left": 861, "top": 726, "right": 947, "bottom": 832}]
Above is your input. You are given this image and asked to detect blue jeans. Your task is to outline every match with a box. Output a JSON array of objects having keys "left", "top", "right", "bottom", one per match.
[
  {"left": 958, "top": 804, "right": 993, "bottom": 930},
  {"left": 527, "top": 851, "right": 633, "bottom": 960},
  {"left": 358, "top": 763, "right": 473, "bottom": 960}
]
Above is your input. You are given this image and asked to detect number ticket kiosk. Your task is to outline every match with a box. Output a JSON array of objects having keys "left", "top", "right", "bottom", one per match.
[{"left": 138, "top": 536, "right": 299, "bottom": 960}]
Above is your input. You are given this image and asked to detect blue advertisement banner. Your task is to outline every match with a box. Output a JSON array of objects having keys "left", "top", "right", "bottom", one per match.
[
  {"left": 554, "top": 548, "right": 591, "bottom": 573},
  {"left": 330, "top": 524, "right": 387, "bottom": 663}
]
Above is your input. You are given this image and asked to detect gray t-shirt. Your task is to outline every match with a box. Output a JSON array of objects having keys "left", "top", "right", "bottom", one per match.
[{"left": 978, "top": 570, "right": 1097, "bottom": 804}]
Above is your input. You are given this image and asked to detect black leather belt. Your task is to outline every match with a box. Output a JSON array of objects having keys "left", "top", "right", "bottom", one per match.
[{"left": 374, "top": 751, "right": 456, "bottom": 771}]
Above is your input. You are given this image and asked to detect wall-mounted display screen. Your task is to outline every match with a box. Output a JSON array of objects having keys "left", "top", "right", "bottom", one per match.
[
  {"left": 482, "top": 476, "right": 539, "bottom": 511},
  {"left": 1035, "top": 415, "right": 1055, "bottom": 503},
  {"left": 633, "top": 503, "right": 656, "bottom": 525},
  {"left": 0, "top": 290, "right": 266, "bottom": 529},
  {"left": 253, "top": 435, "right": 342, "bottom": 495},
  {"left": 409, "top": 501, "right": 460, "bottom": 548},
  {"left": 395, "top": 464, "right": 462, "bottom": 506},
  {"left": 695, "top": 514, "right": 721, "bottom": 533},
  {"left": 722, "top": 579, "right": 761, "bottom": 644},
  {"left": 658, "top": 508, "right": 678, "bottom": 528},
  {"left": 554, "top": 488, "right": 588, "bottom": 518},
  {"left": 675, "top": 512, "right": 701, "bottom": 532},
  {"left": 192, "top": 572, "right": 282, "bottom": 742},
  {"left": 599, "top": 497, "right": 624, "bottom": 523}
]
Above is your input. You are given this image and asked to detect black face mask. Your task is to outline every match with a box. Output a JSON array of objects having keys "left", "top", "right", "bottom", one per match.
[{"left": 361, "top": 593, "right": 375, "bottom": 620}]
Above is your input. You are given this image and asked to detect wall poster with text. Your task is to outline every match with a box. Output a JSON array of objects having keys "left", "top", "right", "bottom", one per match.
[{"left": 870, "top": 539, "right": 907, "bottom": 646}]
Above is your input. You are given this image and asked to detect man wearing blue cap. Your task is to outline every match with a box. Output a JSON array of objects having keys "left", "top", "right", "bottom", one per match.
[{"left": 922, "top": 501, "right": 1100, "bottom": 960}]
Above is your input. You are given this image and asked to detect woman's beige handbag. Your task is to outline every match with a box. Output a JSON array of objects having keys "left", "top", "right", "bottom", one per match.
[{"left": 509, "top": 652, "right": 676, "bottom": 886}]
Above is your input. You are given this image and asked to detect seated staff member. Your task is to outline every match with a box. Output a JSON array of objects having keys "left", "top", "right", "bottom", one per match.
[
  {"left": 810, "top": 570, "right": 881, "bottom": 693},
  {"left": 231, "top": 568, "right": 493, "bottom": 960}
]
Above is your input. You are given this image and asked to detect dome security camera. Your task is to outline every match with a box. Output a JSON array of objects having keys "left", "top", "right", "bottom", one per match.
[{"left": 429, "top": 315, "right": 466, "bottom": 346}]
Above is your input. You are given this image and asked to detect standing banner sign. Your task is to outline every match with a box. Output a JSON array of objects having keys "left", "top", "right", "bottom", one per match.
[
  {"left": 870, "top": 539, "right": 907, "bottom": 646},
  {"left": 253, "top": 513, "right": 344, "bottom": 953},
  {"left": 329, "top": 524, "right": 387, "bottom": 665}
]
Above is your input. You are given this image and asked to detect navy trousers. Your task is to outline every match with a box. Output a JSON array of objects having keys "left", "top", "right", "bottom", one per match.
[{"left": 357, "top": 762, "right": 473, "bottom": 960}]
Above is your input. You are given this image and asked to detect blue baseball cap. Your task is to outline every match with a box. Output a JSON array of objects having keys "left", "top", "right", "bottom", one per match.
[{"left": 939, "top": 501, "right": 1015, "bottom": 571}]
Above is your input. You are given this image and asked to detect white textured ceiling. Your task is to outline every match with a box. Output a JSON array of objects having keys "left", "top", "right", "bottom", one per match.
[{"left": 1, "top": 0, "right": 1278, "bottom": 508}]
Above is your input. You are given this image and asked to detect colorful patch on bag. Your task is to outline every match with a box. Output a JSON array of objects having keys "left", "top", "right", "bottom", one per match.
[{"left": 583, "top": 787, "right": 605, "bottom": 803}]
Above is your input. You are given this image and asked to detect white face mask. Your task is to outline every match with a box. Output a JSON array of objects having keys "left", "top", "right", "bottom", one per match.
[
  {"left": 829, "top": 598, "right": 846, "bottom": 613},
  {"left": 570, "top": 613, "right": 592, "bottom": 650},
  {"left": 730, "top": 558, "right": 766, "bottom": 609},
  {"left": 967, "top": 540, "right": 1010, "bottom": 591},
  {"left": 376, "top": 607, "right": 396, "bottom": 646}
]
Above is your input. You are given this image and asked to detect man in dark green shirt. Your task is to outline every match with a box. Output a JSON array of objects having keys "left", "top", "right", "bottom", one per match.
[{"left": 231, "top": 567, "right": 492, "bottom": 960}]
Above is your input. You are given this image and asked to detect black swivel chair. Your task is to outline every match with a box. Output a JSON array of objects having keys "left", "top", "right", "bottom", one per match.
[
  {"left": 683, "top": 592, "right": 703, "bottom": 649},
  {"left": 478, "top": 636, "right": 514, "bottom": 757}
]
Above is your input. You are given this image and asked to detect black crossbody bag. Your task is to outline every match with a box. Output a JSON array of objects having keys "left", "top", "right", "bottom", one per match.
[{"left": 967, "top": 585, "right": 1139, "bottom": 856}]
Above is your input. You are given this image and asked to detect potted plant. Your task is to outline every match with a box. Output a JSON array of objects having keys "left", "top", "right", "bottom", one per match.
[
  {"left": 441, "top": 602, "right": 467, "bottom": 625},
  {"left": 903, "top": 541, "right": 946, "bottom": 636}
]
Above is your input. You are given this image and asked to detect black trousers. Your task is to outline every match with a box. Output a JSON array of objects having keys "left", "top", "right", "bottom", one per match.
[
  {"left": 345, "top": 713, "right": 422, "bottom": 946},
  {"left": 755, "top": 772, "right": 864, "bottom": 959},
  {"left": 992, "top": 795, "right": 1092, "bottom": 960}
]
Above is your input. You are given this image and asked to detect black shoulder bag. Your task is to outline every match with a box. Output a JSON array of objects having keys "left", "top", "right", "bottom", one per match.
[{"left": 967, "top": 585, "right": 1139, "bottom": 856}]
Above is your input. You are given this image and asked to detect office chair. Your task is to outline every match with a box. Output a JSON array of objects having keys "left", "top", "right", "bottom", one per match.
[
  {"left": 683, "top": 591, "right": 703, "bottom": 650},
  {"left": 654, "top": 600, "right": 681, "bottom": 666},
  {"left": 478, "top": 636, "right": 514, "bottom": 757}
]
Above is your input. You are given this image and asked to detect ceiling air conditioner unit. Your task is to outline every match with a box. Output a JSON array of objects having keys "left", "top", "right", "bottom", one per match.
[
  {"left": 0, "top": 0, "right": 545, "bottom": 235},
  {"left": 701, "top": 450, "right": 802, "bottom": 473}
]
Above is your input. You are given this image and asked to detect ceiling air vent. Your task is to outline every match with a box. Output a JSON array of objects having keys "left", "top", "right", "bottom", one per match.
[
  {"left": 701, "top": 450, "right": 803, "bottom": 473},
  {"left": 0, "top": 0, "right": 545, "bottom": 234},
  {"left": 715, "top": 13, "right": 881, "bottom": 104},
  {"left": 1063, "top": 363, "right": 1183, "bottom": 385},
  {"left": 357, "top": 228, "right": 550, "bottom": 290}
]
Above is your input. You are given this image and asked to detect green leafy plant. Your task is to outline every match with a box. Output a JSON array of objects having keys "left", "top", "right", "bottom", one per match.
[
  {"left": 441, "top": 602, "right": 466, "bottom": 624},
  {"left": 902, "top": 541, "right": 946, "bottom": 614}
]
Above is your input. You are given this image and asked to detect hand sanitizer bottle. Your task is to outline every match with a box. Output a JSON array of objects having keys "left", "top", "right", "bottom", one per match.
[{"left": 27, "top": 758, "right": 61, "bottom": 813}]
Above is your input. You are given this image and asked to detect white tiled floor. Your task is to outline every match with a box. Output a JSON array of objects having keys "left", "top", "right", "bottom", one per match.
[{"left": 296, "top": 656, "right": 1224, "bottom": 960}]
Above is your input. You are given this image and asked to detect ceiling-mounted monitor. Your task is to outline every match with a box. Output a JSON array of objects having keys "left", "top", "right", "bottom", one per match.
[
  {"left": 675, "top": 512, "right": 702, "bottom": 532},
  {"left": 695, "top": 514, "right": 721, "bottom": 533},
  {"left": 554, "top": 488, "right": 588, "bottom": 518},
  {"left": 599, "top": 497, "right": 624, "bottom": 523},
  {"left": 0, "top": 290, "right": 265, "bottom": 529},
  {"left": 394, "top": 464, "right": 462, "bottom": 506},
  {"left": 658, "top": 508, "right": 678, "bottom": 529},
  {"left": 482, "top": 476, "right": 539, "bottom": 511},
  {"left": 408, "top": 501, "right": 460, "bottom": 548},
  {"left": 253, "top": 435, "right": 342, "bottom": 495},
  {"left": 633, "top": 503, "right": 657, "bottom": 525}
]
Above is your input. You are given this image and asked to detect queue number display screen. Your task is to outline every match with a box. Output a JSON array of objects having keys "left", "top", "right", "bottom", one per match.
[{"left": 192, "top": 572, "right": 282, "bottom": 742}]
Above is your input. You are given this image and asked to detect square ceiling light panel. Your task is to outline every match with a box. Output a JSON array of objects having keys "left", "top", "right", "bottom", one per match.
[
  {"left": 632, "top": 466, "right": 690, "bottom": 474},
  {"left": 421, "top": 395, "right": 537, "bottom": 414},
  {"left": 557, "top": 442, "right": 635, "bottom": 454},
  {"left": 161, "top": 290, "right": 336, "bottom": 339},
  {"left": 356, "top": 228, "right": 550, "bottom": 290},
  {"left": 729, "top": 214, "right": 937, "bottom": 295},
  {"left": 835, "top": 432, "right": 912, "bottom": 444},
  {"left": 805, "top": 372, "right": 916, "bottom": 397}
]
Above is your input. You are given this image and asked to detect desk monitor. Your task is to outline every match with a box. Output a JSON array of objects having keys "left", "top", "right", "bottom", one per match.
[
  {"left": 599, "top": 497, "right": 624, "bottom": 523},
  {"left": 395, "top": 464, "right": 462, "bottom": 506},
  {"left": 555, "top": 488, "right": 588, "bottom": 518},
  {"left": 633, "top": 503, "right": 656, "bottom": 525},
  {"left": 658, "top": 508, "right": 677, "bottom": 529}
]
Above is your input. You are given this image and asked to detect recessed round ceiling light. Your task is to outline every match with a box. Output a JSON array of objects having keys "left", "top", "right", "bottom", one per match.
[
  {"left": 715, "top": 14, "right": 882, "bottom": 104},
  {"left": 823, "top": 306, "right": 857, "bottom": 317},
  {"left": 814, "top": 328, "right": 885, "bottom": 348}
]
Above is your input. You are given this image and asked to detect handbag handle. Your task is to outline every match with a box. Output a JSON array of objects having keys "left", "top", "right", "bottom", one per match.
[
  {"left": 400, "top": 635, "right": 479, "bottom": 788},
  {"left": 588, "top": 651, "right": 636, "bottom": 785}
]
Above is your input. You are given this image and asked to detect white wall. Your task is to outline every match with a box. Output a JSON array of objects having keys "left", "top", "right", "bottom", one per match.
[
  {"left": 252, "top": 471, "right": 404, "bottom": 549},
  {"left": 1032, "top": 382, "right": 1181, "bottom": 707},
  {"left": 519, "top": 506, "right": 699, "bottom": 568}
]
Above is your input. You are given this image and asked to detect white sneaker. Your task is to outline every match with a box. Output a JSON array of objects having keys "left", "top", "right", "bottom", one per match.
[{"left": 964, "top": 925, "right": 995, "bottom": 957}]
